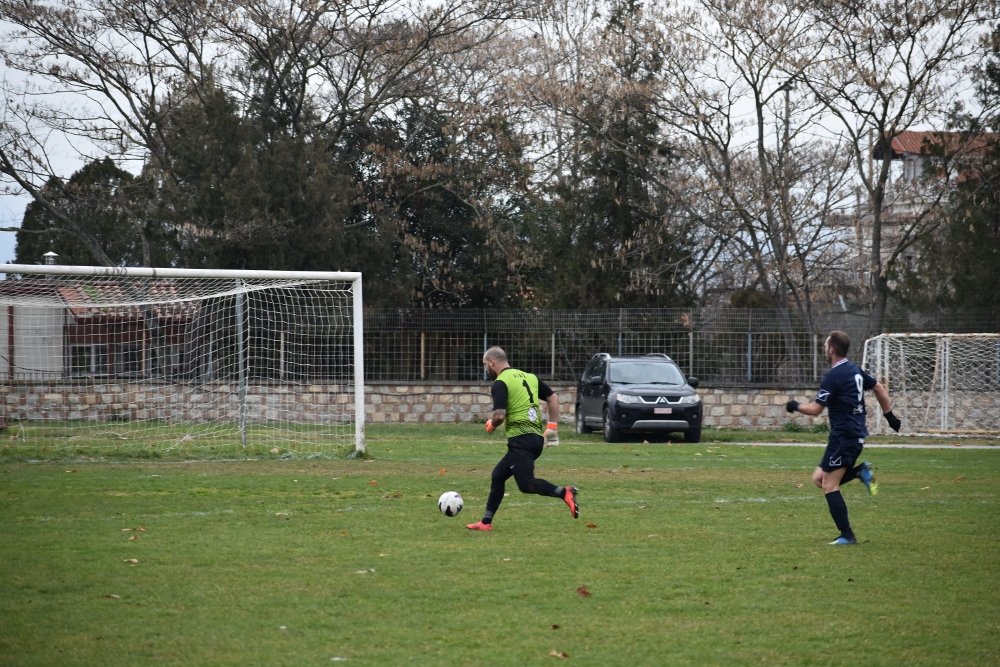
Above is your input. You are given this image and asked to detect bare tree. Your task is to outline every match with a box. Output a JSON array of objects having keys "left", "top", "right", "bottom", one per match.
[
  {"left": 0, "top": 0, "right": 530, "bottom": 266},
  {"left": 646, "top": 0, "right": 859, "bottom": 376},
  {"left": 800, "top": 0, "right": 992, "bottom": 334}
]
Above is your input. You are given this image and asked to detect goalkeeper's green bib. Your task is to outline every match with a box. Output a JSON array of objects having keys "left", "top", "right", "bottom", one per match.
[{"left": 497, "top": 368, "right": 543, "bottom": 437}]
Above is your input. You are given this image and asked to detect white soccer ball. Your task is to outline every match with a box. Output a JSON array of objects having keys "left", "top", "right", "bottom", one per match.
[{"left": 437, "top": 491, "right": 463, "bottom": 517}]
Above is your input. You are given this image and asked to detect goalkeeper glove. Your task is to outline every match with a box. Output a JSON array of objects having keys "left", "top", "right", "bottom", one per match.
[
  {"left": 485, "top": 418, "right": 495, "bottom": 433},
  {"left": 785, "top": 400, "right": 799, "bottom": 414},
  {"left": 884, "top": 411, "right": 901, "bottom": 432},
  {"left": 544, "top": 421, "right": 559, "bottom": 447}
]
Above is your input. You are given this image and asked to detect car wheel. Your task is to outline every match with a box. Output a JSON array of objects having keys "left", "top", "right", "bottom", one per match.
[
  {"left": 575, "top": 407, "right": 592, "bottom": 434},
  {"left": 684, "top": 426, "right": 702, "bottom": 443},
  {"left": 602, "top": 408, "right": 621, "bottom": 443}
]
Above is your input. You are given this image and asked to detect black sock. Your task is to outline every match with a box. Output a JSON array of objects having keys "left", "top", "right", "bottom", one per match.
[
  {"left": 824, "top": 490, "right": 854, "bottom": 539},
  {"left": 842, "top": 465, "right": 860, "bottom": 484}
]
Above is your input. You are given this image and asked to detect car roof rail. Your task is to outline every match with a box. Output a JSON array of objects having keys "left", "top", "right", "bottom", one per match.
[{"left": 593, "top": 352, "right": 678, "bottom": 362}]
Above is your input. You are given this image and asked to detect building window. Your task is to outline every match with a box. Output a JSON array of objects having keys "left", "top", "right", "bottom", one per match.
[
  {"left": 151, "top": 342, "right": 182, "bottom": 377},
  {"left": 116, "top": 343, "right": 143, "bottom": 376},
  {"left": 69, "top": 346, "right": 90, "bottom": 376},
  {"left": 69, "top": 345, "right": 110, "bottom": 376},
  {"left": 903, "top": 157, "right": 922, "bottom": 180}
]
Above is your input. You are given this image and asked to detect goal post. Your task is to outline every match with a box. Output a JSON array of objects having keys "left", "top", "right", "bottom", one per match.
[
  {"left": 862, "top": 333, "right": 1000, "bottom": 437},
  {"left": 0, "top": 264, "right": 365, "bottom": 457}
]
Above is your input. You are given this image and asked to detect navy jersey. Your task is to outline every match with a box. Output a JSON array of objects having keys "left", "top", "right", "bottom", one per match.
[{"left": 815, "top": 358, "right": 877, "bottom": 439}]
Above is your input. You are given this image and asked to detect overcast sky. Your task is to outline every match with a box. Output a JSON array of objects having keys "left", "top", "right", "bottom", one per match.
[{"left": 0, "top": 193, "right": 27, "bottom": 265}]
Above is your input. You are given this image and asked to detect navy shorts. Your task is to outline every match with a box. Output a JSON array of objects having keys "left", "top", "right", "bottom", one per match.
[{"left": 818, "top": 435, "right": 864, "bottom": 472}]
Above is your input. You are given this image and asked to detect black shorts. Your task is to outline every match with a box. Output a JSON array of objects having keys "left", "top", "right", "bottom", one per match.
[
  {"left": 494, "top": 433, "right": 544, "bottom": 487},
  {"left": 818, "top": 435, "right": 864, "bottom": 472},
  {"left": 507, "top": 432, "right": 544, "bottom": 459}
]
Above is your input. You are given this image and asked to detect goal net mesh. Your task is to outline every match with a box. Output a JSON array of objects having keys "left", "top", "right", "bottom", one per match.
[
  {"left": 0, "top": 267, "right": 363, "bottom": 458},
  {"left": 863, "top": 333, "right": 1000, "bottom": 437}
]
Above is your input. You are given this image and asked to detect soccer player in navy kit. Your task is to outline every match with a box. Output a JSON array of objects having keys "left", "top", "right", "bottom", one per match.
[
  {"left": 786, "top": 331, "right": 901, "bottom": 545},
  {"left": 466, "top": 346, "right": 579, "bottom": 531}
]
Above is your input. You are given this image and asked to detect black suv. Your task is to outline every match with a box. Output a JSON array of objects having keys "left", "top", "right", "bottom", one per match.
[{"left": 575, "top": 353, "right": 703, "bottom": 443}]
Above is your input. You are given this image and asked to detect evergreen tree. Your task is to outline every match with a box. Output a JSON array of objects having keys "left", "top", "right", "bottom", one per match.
[
  {"left": 351, "top": 101, "right": 533, "bottom": 308},
  {"left": 149, "top": 82, "right": 361, "bottom": 273},
  {"left": 542, "top": 0, "right": 693, "bottom": 308},
  {"left": 14, "top": 158, "right": 155, "bottom": 266}
]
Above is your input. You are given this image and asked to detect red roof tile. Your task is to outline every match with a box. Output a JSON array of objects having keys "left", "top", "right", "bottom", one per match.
[{"left": 878, "top": 130, "right": 997, "bottom": 159}]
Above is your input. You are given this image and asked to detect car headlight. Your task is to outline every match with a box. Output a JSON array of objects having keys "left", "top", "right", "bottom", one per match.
[
  {"left": 677, "top": 395, "right": 701, "bottom": 405},
  {"left": 616, "top": 393, "right": 642, "bottom": 404}
]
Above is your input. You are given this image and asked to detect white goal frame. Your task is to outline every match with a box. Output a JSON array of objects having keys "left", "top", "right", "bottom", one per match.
[
  {"left": 0, "top": 264, "right": 365, "bottom": 455},
  {"left": 863, "top": 333, "right": 1000, "bottom": 437}
]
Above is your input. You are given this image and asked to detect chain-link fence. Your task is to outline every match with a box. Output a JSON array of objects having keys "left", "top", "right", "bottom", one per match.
[{"left": 364, "top": 307, "right": 999, "bottom": 386}]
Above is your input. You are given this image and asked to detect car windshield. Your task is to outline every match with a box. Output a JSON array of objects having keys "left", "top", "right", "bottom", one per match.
[{"left": 608, "top": 361, "right": 685, "bottom": 385}]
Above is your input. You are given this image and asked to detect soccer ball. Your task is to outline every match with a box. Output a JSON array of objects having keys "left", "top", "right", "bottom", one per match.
[{"left": 437, "top": 491, "right": 463, "bottom": 517}]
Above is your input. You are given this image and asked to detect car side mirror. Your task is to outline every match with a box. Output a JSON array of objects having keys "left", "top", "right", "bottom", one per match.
[
  {"left": 589, "top": 376, "right": 603, "bottom": 386},
  {"left": 687, "top": 376, "right": 699, "bottom": 388}
]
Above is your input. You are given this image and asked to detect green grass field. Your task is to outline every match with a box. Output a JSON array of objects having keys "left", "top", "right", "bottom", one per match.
[{"left": 1, "top": 425, "right": 997, "bottom": 666}]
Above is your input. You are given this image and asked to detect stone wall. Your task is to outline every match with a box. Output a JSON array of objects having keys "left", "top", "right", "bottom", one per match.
[
  {"left": 365, "top": 382, "right": 801, "bottom": 429},
  {"left": 4, "top": 380, "right": 993, "bottom": 433},
  {"left": 363, "top": 383, "right": 997, "bottom": 433},
  {"left": 0, "top": 381, "right": 807, "bottom": 430}
]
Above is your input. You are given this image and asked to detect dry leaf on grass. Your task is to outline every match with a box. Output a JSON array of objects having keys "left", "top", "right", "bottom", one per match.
[
  {"left": 549, "top": 649, "right": 569, "bottom": 658},
  {"left": 576, "top": 585, "right": 591, "bottom": 597}
]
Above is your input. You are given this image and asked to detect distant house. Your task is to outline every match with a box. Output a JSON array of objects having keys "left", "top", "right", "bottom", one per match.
[
  {"left": 875, "top": 129, "right": 997, "bottom": 258},
  {"left": 873, "top": 130, "right": 997, "bottom": 184},
  {"left": 823, "top": 129, "right": 997, "bottom": 297},
  {"left": 0, "top": 276, "right": 349, "bottom": 382},
  {"left": 0, "top": 278, "right": 194, "bottom": 380}
]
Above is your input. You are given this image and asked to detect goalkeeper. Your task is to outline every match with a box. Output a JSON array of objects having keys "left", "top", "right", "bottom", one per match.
[
  {"left": 786, "top": 330, "right": 900, "bottom": 546},
  {"left": 466, "top": 346, "right": 579, "bottom": 531}
]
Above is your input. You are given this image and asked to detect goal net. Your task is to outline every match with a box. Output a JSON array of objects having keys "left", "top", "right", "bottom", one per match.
[
  {"left": 862, "top": 333, "right": 1000, "bottom": 437},
  {"left": 0, "top": 265, "right": 365, "bottom": 458}
]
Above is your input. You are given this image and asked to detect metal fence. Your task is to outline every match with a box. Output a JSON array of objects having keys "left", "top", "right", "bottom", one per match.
[{"left": 363, "top": 307, "right": 999, "bottom": 385}]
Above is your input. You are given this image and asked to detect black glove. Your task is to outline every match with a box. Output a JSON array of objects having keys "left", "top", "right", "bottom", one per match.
[
  {"left": 785, "top": 400, "right": 799, "bottom": 414},
  {"left": 884, "top": 411, "right": 901, "bottom": 432}
]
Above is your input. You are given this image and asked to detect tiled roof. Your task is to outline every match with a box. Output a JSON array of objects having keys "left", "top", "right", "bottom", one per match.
[
  {"left": 56, "top": 282, "right": 198, "bottom": 320},
  {"left": 876, "top": 130, "right": 997, "bottom": 159},
  {"left": 889, "top": 131, "right": 933, "bottom": 155}
]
